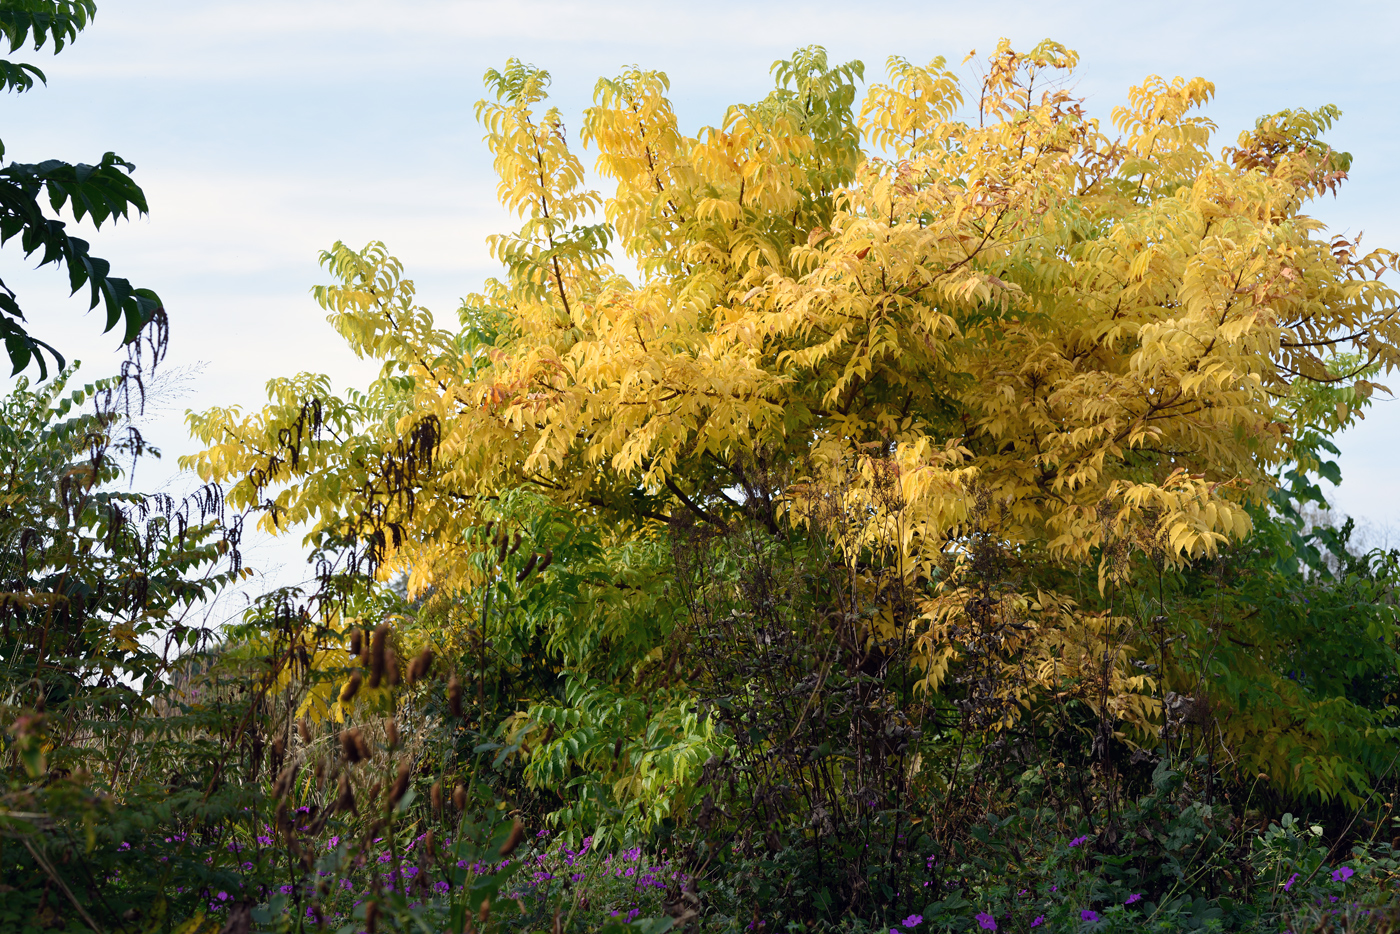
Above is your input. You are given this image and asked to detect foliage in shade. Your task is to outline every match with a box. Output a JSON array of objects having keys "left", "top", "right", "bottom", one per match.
[{"left": 0, "top": 0, "right": 165, "bottom": 378}]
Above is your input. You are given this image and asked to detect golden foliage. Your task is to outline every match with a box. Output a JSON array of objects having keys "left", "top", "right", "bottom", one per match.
[{"left": 183, "top": 42, "right": 1400, "bottom": 742}]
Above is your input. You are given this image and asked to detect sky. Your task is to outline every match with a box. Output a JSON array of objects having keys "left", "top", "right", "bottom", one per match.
[{"left": 3, "top": 0, "right": 1399, "bottom": 606}]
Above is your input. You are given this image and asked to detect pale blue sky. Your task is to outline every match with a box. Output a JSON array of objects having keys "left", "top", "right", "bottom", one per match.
[{"left": 3, "top": 0, "right": 1398, "bottom": 597}]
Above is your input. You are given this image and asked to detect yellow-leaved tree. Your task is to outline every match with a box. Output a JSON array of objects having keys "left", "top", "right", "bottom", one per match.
[{"left": 185, "top": 42, "right": 1400, "bottom": 816}]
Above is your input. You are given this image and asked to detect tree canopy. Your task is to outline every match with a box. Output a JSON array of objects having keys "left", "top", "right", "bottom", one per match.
[{"left": 187, "top": 41, "right": 1399, "bottom": 773}]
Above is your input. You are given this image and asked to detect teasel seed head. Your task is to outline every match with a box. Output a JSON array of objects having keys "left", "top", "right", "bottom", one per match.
[
  {"left": 385, "top": 647, "right": 400, "bottom": 687},
  {"left": 339, "top": 671, "right": 362, "bottom": 704},
  {"left": 336, "top": 772, "right": 356, "bottom": 813},
  {"left": 388, "top": 758, "right": 412, "bottom": 809},
  {"left": 499, "top": 817, "right": 524, "bottom": 856},
  {"left": 408, "top": 647, "right": 435, "bottom": 683},
  {"left": 368, "top": 624, "right": 389, "bottom": 688},
  {"left": 447, "top": 675, "right": 463, "bottom": 718},
  {"left": 340, "top": 728, "right": 369, "bottom": 764}
]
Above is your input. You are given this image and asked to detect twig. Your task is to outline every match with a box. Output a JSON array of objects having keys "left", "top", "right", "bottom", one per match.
[{"left": 21, "top": 836, "right": 103, "bottom": 934}]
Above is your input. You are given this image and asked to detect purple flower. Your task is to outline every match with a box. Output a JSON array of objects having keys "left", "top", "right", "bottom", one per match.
[
  {"left": 975, "top": 912, "right": 997, "bottom": 930},
  {"left": 1081, "top": 909, "right": 1099, "bottom": 921},
  {"left": 1333, "top": 866, "right": 1355, "bottom": 883},
  {"left": 1125, "top": 893, "right": 1142, "bottom": 905},
  {"left": 1285, "top": 872, "right": 1299, "bottom": 891},
  {"left": 256, "top": 835, "right": 273, "bottom": 846},
  {"left": 1068, "top": 835, "right": 1090, "bottom": 848},
  {"left": 1031, "top": 917, "right": 1045, "bottom": 929},
  {"left": 901, "top": 916, "right": 923, "bottom": 928},
  {"left": 327, "top": 836, "right": 341, "bottom": 849}
]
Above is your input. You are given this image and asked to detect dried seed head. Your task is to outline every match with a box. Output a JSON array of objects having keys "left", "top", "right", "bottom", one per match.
[
  {"left": 515, "top": 552, "right": 538, "bottom": 583},
  {"left": 386, "top": 718, "right": 399, "bottom": 750},
  {"left": 273, "top": 763, "right": 299, "bottom": 799},
  {"left": 275, "top": 798, "right": 291, "bottom": 833},
  {"left": 536, "top": 549, "right": 553, "bottom": 574},
  {"left": 479, "top": 898, "right": 491, "bottom": 924},
  {"left": 369, "top": 625, "right": 390, "bottom": 689},
  {"left": 336, "top": 773, "right": 356, "bottom": 813},
  {"left": 298, "top": 718, "right": 312, "bottom": 745},
  {"left": 425, "top": 830, "right": 437, "bottom": 860},
  {"left": 366, "top": 779, "right": 382, "bottom": 806},
  {"left": 385, "top": 647, "right": 400, "bottom": 687},
  {"left": 447, "top": 675, "right": 463, "bottom": 719},
  {"left": 496, "top": 532, "right": 509, "bottom": 563},
  {"left": 349, "top": 629, "right": 363, "bottom": 657},
  {"left": 388, "top": 758, "right": 412, "bottom": 808},
  {"left": 365, "top": 899, "right": 379, "bottom": 934},
  {"left": 408, "top": 647, "right": 435, "bottom": 684},
  {"left": 613, "top": 736, "right": 624, "bottom": 761},
  {"left": 340, "top": 671, "right": 362, "bottom": 704},
  {"left": 341, "top": 728, "right": 368, "bottom": 764},
  {"left": 508, "top": 531, "right": 522, "bottom": 556},
  {"left": 271, "top": 735, "right": 286, "bottom": 762},
  {"left": 430, "top": 781, "right": 443, "bottom": 814},
  {"left": 499, "top": 817, "right": 524, "bottom": 857},
  {"left": 452, "top": 783, "right": 467, "bottom": 812}
]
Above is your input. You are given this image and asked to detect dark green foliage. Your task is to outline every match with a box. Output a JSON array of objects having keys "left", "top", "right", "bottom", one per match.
[{"left": 0, "top": 0, "right": 164, "bottom": 377}]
